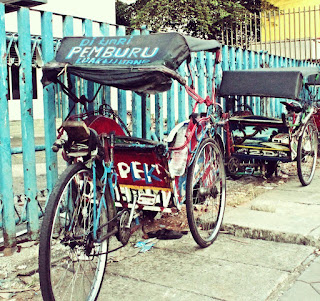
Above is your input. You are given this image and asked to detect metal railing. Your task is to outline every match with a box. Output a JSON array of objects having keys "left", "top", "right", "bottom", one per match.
[{"left": 222, "top": 5, "right": 320, "bottom": 62}]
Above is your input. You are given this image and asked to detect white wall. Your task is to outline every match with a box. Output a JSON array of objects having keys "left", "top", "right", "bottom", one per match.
[
  {"left": 5, "top": 0, "right": 116, "bottom": 120},
  {"left": 38, "top": 0, "right": 116, "bottom": 24}
]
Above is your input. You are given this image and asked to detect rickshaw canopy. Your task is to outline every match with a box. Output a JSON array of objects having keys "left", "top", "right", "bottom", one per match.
[
  {"left": 42, "top": 32, "right": 220, "bottom": 94},
  {"left": 219, "top": 67, "right": 320, "bottom": 100}
]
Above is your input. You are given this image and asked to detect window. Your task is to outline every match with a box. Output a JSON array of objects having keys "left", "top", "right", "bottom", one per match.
[{"left": 8, "top": 65, "right": 38, "bottom": 100}]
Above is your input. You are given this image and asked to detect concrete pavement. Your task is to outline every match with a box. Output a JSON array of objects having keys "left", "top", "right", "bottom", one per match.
[
  {"left": 223, "top": 172, "right": 320, "bottom": 248},
  {"left": 96, "top": 170, "right": 320, "bottom": 301},
  {"left": 99, "top": 233, "right": 317, "bottom": 301},
  {"left": 1, "top": 167, "right": 320, "bottom": 300}
]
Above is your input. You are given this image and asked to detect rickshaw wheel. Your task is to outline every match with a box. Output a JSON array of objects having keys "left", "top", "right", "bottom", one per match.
[
  {"left": 186, "top": 138, "right": 226, "bottom": 248},
  {"left": 297, "top": 121, "right": 318, "bottom": 186},
  {"left": 116, "top": 209, "right": 131, "bottom": 246},
  {"left": 226, "top": 156, "right": 242, "bottom": 179},
  {"left": 39, "top": 163, "right": 109, "bottom": 301}
]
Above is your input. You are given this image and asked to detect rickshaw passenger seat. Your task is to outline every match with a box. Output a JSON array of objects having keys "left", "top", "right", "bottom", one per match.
[
  {"left": 84, "top": 115, "right": 127, "bottom": 137},
  {"left": 167, "top": 120, "right": 189, "bottom": 144}
]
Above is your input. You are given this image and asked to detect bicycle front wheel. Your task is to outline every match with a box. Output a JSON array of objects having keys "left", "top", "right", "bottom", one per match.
[
  {"left": 297, "top": 120, "right": 318, "bottom": 186},
  {"left": 39, "top": 162, "right": 109, "bottom": 301},
  {"left": 186, "top": 138, "right": 226, "bottom": 248}
]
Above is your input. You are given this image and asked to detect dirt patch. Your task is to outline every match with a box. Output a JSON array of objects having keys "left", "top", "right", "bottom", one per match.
[
  {"left": 140, "top": 161, "right": 298, "bottom": 236},
  {"left": 226, "top": 161, "right": 297, "bottom": 207}
]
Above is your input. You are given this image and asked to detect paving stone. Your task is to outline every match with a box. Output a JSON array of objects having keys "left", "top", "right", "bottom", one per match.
[
  {"left": 298, "top": 262, "right": 320, "bottom": 283},
  {"left": 279, "top": 281, "right": 320, "bottom": 301}
]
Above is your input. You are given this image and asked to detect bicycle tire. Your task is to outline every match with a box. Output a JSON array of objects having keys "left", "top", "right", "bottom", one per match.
[
  {"left": 186, "top": 138, "right": 226, "bottom": 248},
  {"left": 39, "top": 162, "right": 110, "bottom": 301},
  {"left": 297, "top": 120, "right": 318, "bottom": 186}
]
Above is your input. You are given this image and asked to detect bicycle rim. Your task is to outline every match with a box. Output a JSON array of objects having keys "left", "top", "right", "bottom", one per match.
[
  {"left": 297, "top": 122, "right": 318, "bottom": 186},
  {"left": 39, "top": 164, "right": 108, "bottom": 301},
  {"left": 186, "top": 138, "right": 226, "bottom": 248}
]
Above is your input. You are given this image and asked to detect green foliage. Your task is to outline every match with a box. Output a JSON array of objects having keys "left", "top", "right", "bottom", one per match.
[
  {"left": 116, "top": 0, "right": 278, "bottom": 39},
  {"left": 116, "top": 0, "right": 132, "bottom": 26}
]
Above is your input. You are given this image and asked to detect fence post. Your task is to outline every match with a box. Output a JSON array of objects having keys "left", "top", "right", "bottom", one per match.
[
  {"left": 166, "top": 84, "right": 175, "bottom": 134},
  {"left": 243, "top": 50, "right": 250, "bottom": 111},
  {"left": 196, "top": 52, "right": 205, "bottom": 113},
  {"left": 155, "top": 93, "right": 163, "bottom": 141},
  {"left": 188, "top": 53, "right": 196, "bottom": 116},
  {"left": 254, "top": 51, "right": 260, "bottom": 115},
  {"left": 178, "top": 61, "right": 186, "bottom": 122},
  {"left": 0, "top": 3, "right": 16, "bottom": 251},
  {"left": 248, "top": 50, "right": 254, "bottom": 109},
  {"left": 41, "top": 11, "right": 58, "bottom": 196},
  {"left": 205, "top": 52, "right": 213, "bottom": 106},
  {"left": 116, "top": 25, "right": 127, "bottom": 125},
  {"left": 100, "top": 23, "right": 111, "bottom": 108},
  {"left": 63, "top": 16, "right": 75, "bottom": 117},
  {"left": 141, "top": 26, "right": 151, "bottom": 139},
  {"left": 17, "top": 7, "right": 39, "bottom": 240},
  {"left": 236, "top": 48, "right": 243, "bottom": 70},
  {"left": 82, "top": 19, "right": 94, "bottom": 112},
  {"left": 221, "top": 45, "right": 229, "bottom": 112},
  {"left": 129, "top": 29, "right": 142, "bottom": 137},
  {"left": 229, "top": 47, "right": 236, "bottom": 71},
  {"left": 270, "top": 54, "right": 276, "bottom": 116}
]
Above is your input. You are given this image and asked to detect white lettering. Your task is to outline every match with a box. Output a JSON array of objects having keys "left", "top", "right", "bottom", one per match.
[
  {"left": 161, "top": 191, "right": 171, "bottom": 207},
  {"left": 102, "top": 47, "right": 116, "bottom": 58},
  {"left": 89, "top": 47, "right": 104, "bottom": 57},
  {"left": 66, "top": 47, "right": 82, "bottom": 59},
  {"left": 114, "top": 48, "right": 130, "bottom": 58},
  {"left": 118, "top": 162, "right": 130, "bottom": 179},
  {"left": 130, "top": 161, "right": 144, "bottom": 180},
  {"left": 79, "top": 47, "right": 91, "bottom": 57},
  {"left": 141, "top": 47, "right": 159, "bottom": 58}
]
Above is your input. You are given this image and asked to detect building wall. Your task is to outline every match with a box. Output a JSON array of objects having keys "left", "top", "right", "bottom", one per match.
[
  {"left": 261, "top": 0, "right": 320, "bottom": 57},
  {"left": 267, "top": 0, "right": 320, "bottom": 10},
  {"left": 5, "top": 0, "right": 116, "bottom": 120},
  {"left": 38, "top": 0, "right": 116, "bottom": 24}
]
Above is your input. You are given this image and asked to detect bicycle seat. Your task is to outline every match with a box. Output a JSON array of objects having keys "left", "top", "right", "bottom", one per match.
[
  {"left": 62, "top": 120, "right": 104, "bottom": 159},
  {"left": 62, "top": 120, "right": 90, "bottom": 141}
]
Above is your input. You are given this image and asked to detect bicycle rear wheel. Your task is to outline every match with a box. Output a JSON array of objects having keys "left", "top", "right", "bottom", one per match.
[
  {"left": 297, "top": 120, "right": 318, "bottom": 186},
  {"left": 39, "top": 162, "right": 109, "bottom": 301},
  {"left": 186, "top": 138, "right": 226, "bottom": 248}
]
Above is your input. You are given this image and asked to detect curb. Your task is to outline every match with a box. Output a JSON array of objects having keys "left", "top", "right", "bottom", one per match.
[{"left": 222, "top": 223, "right": 320, "bottom": 248}]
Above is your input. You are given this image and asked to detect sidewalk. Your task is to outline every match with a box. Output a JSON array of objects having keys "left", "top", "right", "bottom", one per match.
[
  {"left": 1, "top": 170, "right": 320, "bottom": 300},
  {"left": 222, "top": 171, "right": 320, "bottom": 300},
  {"left": 223, "top": 172, "right": 320, "bottom": 248}
]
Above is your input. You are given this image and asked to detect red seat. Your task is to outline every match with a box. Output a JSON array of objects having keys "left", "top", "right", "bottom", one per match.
[{"left": 84, "top": 115, "right": 126, "bottom": 136}]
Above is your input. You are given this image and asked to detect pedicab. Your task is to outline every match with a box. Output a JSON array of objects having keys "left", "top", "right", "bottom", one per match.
[
  {"left": 218, "top": 67, "right": 320, "bottom": 186},
  {"left": 38, "top": 32, "right": 226, "bottom": 301}
]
